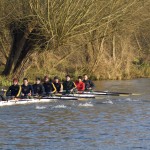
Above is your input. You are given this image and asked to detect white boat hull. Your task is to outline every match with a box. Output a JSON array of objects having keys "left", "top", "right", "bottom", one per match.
[
  {"left": 0, "top": 96, "right": 78, "bottom": 107},
  {"left": 0, "top": 99, "right": 55, "bottom": 106}
]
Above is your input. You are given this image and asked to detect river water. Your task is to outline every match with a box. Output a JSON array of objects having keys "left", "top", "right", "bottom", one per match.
[{"left": 0, "top": 78, "right": 150, "bottom": 150}]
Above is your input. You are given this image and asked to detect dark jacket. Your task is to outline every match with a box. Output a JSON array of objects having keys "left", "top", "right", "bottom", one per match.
[
  {"left": 83, "top": 79, "right": 95, "bottom": 90},
  {"left": 21, "top": 84, "right": 33, "bottom": 96},
  {"left": 33, "top": 84, "right": 45, "bottom": 95},
  {"left": 53, "top": 82, "right": 62, "bottom": 92},
  {"left": 43, "top": 82, "right": 56, "bottom": 94},
  {"left": 6, "top": 85, "right": 21, "bottom": 97},
  {"left": 63, "top": 81, "right": 76, "bottom": 92}
]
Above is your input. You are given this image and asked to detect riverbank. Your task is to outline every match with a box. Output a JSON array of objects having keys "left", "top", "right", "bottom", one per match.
[{"left": 0, "top": 64, "right": 149, "bottom": 86}]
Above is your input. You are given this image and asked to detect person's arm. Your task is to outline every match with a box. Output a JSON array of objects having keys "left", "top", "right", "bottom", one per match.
[
  {"left": 70, "top": 82, "right": 77, "bottom": 92},
  {"left": 51, "top": 83, "right": 56, "bottom": 93},
  {"left": 90, "top": 80, "right": 95, "bottom": 89},
  {"left": 75, "top": 81, "right": 78, "bottom": 91},
  {"left": 81, "top": 82, "right": 85, "bottom": 91},
  {"left": 21, "top": 85, "right": 28, "bottom": 96},
  {"left": 16, "top": 85, "right": 22, "bottom": 97},
  {"left": 62, "top": 82, "right": 66, "bottom": 91},
  {"left": 73, "top": 82, "right": 76, "bottom": 89},
  {"left": 21, "top": 85, "right": 24, "bottom": 96},
  {"left": 41, "top": 85, "right": 45, "bottom": 95},
  {"left": 30, "top": 85, "right": 34, "bottom": 96},
  {"left": 60, "top": 83, "right": 63, "bottom": 92}
]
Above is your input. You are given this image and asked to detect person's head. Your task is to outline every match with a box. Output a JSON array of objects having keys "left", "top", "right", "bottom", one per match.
[
  {"left": 44, "top": 75, "right": 49, "bottom": 82},
  {"left": 54, "top": 76, "right": 59, "bottom": 83},
  {"left": 78, "top": 76, "right": 82, "bottom": 82},
  {"left": 36, "top": 77, "right": 41, "bottom": 84},
  {"left": 83, "top": 74, "right": 88, "bottom": 80},
  {"left": 13, "top": 78, "right": 18, "bottom": 85},
  {"left": 66, "top": 75, "right": 71, "bottom": 81},
  {"left": 23, "top": 78, "right": 28, "bottom": 86}
]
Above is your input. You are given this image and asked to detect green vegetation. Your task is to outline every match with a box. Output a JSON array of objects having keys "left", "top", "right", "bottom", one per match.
[{"left": 0, "top": 0, "right": 150, "bottom": 83}]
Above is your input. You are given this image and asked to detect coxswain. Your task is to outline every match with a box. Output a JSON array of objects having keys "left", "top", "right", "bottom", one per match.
[
  {"left": 43, "top": 76, "right": 56, "bottom": 95},
  {"left": 53, "top": 76, "right": 63, "bottom": 93},
  {"left": 83, "top": 74, "right": 95, "bottom": 91},
  {"left": 75, "top": 76, "right": 85, "bottom": 91},
  {"left": 63, "top": 75, "right": 76, "bottom": 93},
  {"left": 32, "top": 77, "right": 45, "bottom": 96},
  {"left": 21, "top": 78, "right": 33, "bottom": 97},
  {"left": 6, "top": 78, "right": 21, "bottom": 99}
]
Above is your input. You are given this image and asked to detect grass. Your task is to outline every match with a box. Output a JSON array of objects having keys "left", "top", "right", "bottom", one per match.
[{"left": 0, "top": 62, "right": 149, "bottom": 87}]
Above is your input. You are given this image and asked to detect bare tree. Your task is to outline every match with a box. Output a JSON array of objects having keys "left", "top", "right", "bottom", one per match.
[{"left": 0, "top": 0, "right": 149, "bottom": 79}]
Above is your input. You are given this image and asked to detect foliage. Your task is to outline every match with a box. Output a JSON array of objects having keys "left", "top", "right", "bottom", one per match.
[{"left": 0, "top": 0, "right": 150, "bottom": 80}]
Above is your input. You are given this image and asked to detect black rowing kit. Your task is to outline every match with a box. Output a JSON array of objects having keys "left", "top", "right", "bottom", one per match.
[
  {"left": 21, "top": 84, "right": 33, "bottom": 96},
  {"left": 33, "top": 84, "right": 45, "bottom": 95},
  {"left": 63, "top": 81, "right": 76, "bottom": 93},
  {"left": 6, "top": 85, "right": 21, "bottom": 97},
  {"left": 83, "top": 79, "right": 95, "bottom": 90},
  {"left": 53, "top": 82, "right": 62, "bottom": 92},
  {"left": 43, "top": 82, "right": 56, "bottom": 95}
]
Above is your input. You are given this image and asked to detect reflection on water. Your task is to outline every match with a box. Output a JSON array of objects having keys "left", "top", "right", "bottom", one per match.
[{"left": 0, "top": 78, "right": 150, "bottom": 150}]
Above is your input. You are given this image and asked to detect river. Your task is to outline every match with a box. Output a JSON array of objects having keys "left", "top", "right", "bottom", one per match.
[{"left": 0, "top": 78, "right": 150, "bottom": 150}]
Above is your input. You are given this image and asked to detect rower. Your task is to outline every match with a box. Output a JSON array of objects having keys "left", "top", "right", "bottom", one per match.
[
  {"left": 33, "top": 77, "right": 45, "bottom": 96},
  {"left": 21, "top": 78, "right": 33, "bottom": 97},
  {"left": 43, "top": 76, "right": 56, "bottom": 96},
  {"left": 53, "top": 76, "right": 63, "bottom": 93},
  {"left": 5, "top": 78, "right": 21, "bottom": 99},
  {"left": 75, "top": 76, "right": 85, "bottom": 91},
  {"left": 63, "top": 75, "right": 76, "bottom": 93},
  {"left": 83, "top": 74, "right": 95, "bottom": 91}
]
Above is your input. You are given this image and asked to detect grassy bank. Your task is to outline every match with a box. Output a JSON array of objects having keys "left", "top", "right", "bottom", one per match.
[{"left": 0, "top": 62, "right": 149, "bottom": 87}]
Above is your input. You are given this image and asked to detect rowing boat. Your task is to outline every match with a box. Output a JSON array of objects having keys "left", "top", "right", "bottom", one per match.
[
  {"left": 0, "top": 99, "right": 51, "bottom": 106},
  {"left": 0, "top": 96, "right": 78, "bottom": 107}
]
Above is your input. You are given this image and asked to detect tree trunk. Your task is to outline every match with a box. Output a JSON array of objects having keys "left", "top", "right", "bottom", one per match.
[{"left": 2, "top": 22, "right": 36, "bottom": 76}]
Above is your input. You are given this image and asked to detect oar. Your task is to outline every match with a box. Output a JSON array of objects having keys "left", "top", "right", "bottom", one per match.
[
  {"left": 94, "top": 91, "right": 141, "bottom": 96},
  {"left": 77, "top": 91, "right": 119, "bottom": 96},
  {"left": 78, "top": 90, "right": 141, "bottom": 96}
]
